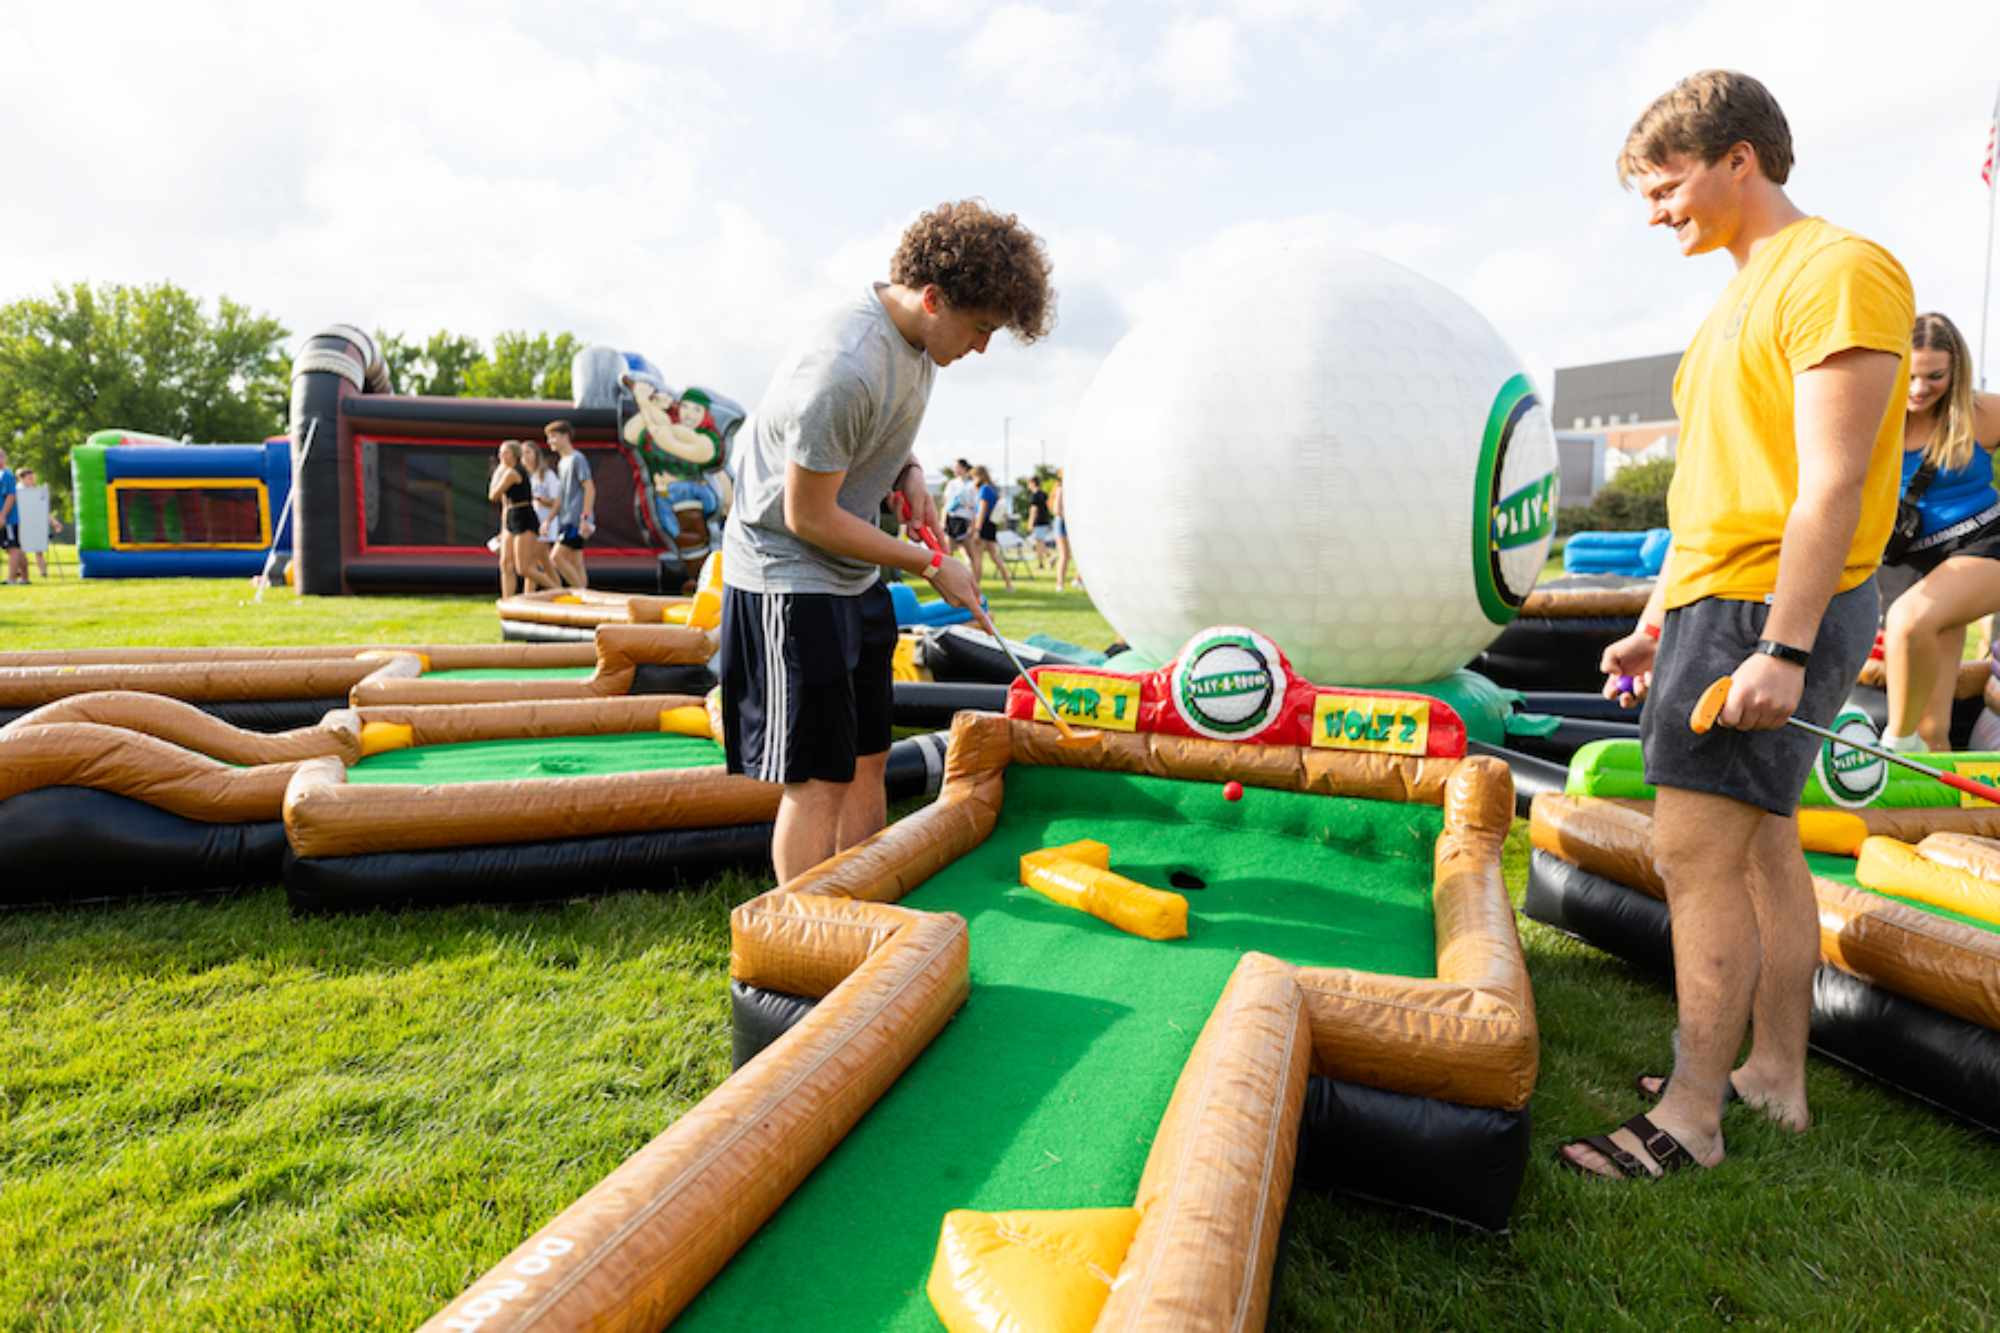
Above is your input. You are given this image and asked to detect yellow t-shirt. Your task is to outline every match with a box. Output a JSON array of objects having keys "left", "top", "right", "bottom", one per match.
[{"left": 1663, "top": 217, "right": 1914, "bottom": 608}]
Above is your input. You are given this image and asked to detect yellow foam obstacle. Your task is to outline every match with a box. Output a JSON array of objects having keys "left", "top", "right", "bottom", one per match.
[
  {"left": 928, "top": 1207, "right": 1141, "bottom": 1333},
  {"left": 1799, "top": 809, "right": 1868, "bottom": 856},
  {"left": 1855, "top": 836, "right": 2000, "bottom": 928},
  {"left": 1020, "top": 840, "right": 1188, "bottom": 941}
]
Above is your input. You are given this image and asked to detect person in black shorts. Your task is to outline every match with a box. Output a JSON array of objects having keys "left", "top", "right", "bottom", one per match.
[
  {"left": 720, "top": 201, "right": 1053, "bottom": 882},
  {"left": 1875, "top": 312, "right": 2000, "bottom": 750},
  {"left": 488, "top": 441, "right": 552, "bottom": 597},
  {"left": 942, "top": 457, "right": 975, "bottom": 558}
]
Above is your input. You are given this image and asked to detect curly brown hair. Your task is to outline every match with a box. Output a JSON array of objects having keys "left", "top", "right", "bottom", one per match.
[{"left": 890, "top": 200, "right": 1055, "bottom": 343}]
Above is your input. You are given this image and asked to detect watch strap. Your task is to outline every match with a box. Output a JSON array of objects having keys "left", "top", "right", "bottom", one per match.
[{"left": 1755, "top": 639, "right": 1811, "bottom": 667}]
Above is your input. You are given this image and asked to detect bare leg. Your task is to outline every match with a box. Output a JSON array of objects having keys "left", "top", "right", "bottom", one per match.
[
  {"left": 1055, "top": 537, "right": 1071, "bottom": 592},
  {"left": 1885, "top": 558, "right": 2000, "bottom": 739},
  {"left": 1725, "top": 811, "right": 1818, "bottom": 1129},
  {"left": 968, "top": 540, "right": 985, "bottom": 589},
  {"left": 1563, "top": 785, "right": 1767, "bottom": 1175},
  {"left": 513, "top": 533, "right": 557, "bottom": 591},
  {"left": 837, "top": 752, "right": 889, "bottom": 851},
  {"left": 772, "top": 781, "right": 844, "bottom": 884},
  {"left": 987, "top": 539, "right": 1015, "bottom": 591},
  {"left": 1920, "top": 624, "right": 1965, "bottom": 749},
  {"left": 498, "top": 537, "right": 518, "bottom": 598}
]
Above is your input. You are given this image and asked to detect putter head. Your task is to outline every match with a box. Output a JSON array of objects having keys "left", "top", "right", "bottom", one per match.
[{"left": 1690, "top": 676, "right": 1732, "bottom": 735}]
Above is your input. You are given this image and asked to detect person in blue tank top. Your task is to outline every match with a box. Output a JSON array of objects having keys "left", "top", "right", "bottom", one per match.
[{"left": 1881, "top": 312, "right": 2000, "bottom": 749}]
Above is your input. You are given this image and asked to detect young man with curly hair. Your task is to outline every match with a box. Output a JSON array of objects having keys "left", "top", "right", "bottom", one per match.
[
  {"left": 1566, "top": 71, "right": 1913, "bottom": 1181},
  {"left": 720, "top": 200, "right": 1055, "bottom": 881}
]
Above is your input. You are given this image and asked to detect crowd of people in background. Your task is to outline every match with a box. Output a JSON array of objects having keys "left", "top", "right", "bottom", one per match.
[
  {"left": 0, "top": 447, "right": 60, "bottom": 585},
  {"left": 934, "top": 456, "right": 1082, "bottom": 593},
  {"left": 488, "top": 422, "right": 594, "bottom": 594}
]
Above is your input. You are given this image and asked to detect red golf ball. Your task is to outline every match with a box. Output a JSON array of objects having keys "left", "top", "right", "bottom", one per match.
[{"left": 1223, "top": 781, "right": 1244, "bottom": 802}]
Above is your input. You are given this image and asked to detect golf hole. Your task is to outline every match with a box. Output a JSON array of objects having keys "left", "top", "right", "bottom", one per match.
[{"left": 1169, "top": 869, "right": 1207, "bottom": 891}]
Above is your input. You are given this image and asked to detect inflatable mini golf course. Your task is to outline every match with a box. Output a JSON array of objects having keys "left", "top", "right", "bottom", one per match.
[
  {"left": 428, "top": 634, "right": 1538, "bottom": 1331},
  {"left": 682, "top": 765, "right": 1442, "bottom": 1330}
]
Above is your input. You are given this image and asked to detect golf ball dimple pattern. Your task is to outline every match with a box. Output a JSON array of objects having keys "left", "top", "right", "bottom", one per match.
[{"left": 1066, "top": 244, "right": 1559, "bottom": 685}]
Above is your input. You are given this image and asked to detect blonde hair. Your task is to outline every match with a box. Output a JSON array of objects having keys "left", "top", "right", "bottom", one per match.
[
  {"left": 1912, "top": 312, "right": 1979, "bottom": 472},
  {"left": 1617, "top": 70, "right": 1793, "bottom": 188},
  {"left": 497, "top": 439, "right": 524, "bottom": 472},
  {"left": 972, "top": 465, "right": 994, "bottom": 486}
]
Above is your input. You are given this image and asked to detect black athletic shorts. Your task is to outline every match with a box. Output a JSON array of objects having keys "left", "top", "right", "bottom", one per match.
[
  {"left": 719, "top": 582, "right": 897, "bottom": 785},
  {"left": 504, "top": 506, "right": 539, "bottom": 535},
  {"left": 1639, "top": 577, "right": 1878, "bottom": 816},
  {"left": 1891, "top": 511, "right": 2000, "bottom": 578},
  {"left": 979, "top": 520, "right": 1000, "bottom": 543},
  {"left": 945, "top": 515, "right": 970, "bottom": 540},
  {"left": 559, "top": 524, "right": 589, "bottom": 550},
  {"left": 0, "top": 528, "right": 15, "bottom": 551}
]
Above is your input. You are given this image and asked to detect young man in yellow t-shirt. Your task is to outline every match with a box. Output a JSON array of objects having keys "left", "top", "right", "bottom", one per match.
[{"left": 1563, "top": 71, "right": 1914, "bottom": 1182}]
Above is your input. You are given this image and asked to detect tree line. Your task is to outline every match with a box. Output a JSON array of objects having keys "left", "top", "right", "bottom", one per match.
[{"left": 0, "top": 281, "right": 577, "bottom": 509}]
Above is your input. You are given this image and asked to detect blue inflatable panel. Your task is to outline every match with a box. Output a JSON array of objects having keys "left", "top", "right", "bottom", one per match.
[
  {"left": 1563, "top": 527, "right": 1669, "bottom": 577},
  {"left": 102, "top": 444, "right": 276, "bottom": 479},
  {"left": 887, "top": 581, "right": 976, "bottom": 627},
  {"left": 79, "top": 549, "right": 279, "bottom": 578}
]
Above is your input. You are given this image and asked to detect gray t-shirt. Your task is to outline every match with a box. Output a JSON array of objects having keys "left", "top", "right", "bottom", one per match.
[
  {"left": 557, "top": 449, "right": 592, "bottom": 528},
  {"left": 723, "top": 286, "right": 936, "bottom": 594}
]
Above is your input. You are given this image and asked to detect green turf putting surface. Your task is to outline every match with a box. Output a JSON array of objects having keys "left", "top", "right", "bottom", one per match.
[
  {"left": 1807, "top": 851, "right": 2000, "bottom": 937},
  {"left": 678, "top": 765, "right": 1442, "bottom": 1331},
  {"left": 419, "top": 666, "right": 597, "bottom": 681},
  {"left": 347, "top": 732, "right": 723, "bottom": 785}
]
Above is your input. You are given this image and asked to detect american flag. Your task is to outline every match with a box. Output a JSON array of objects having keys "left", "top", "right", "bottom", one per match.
[{"left": 1987, "top": 92, "right": 1999, "bottom": 188}]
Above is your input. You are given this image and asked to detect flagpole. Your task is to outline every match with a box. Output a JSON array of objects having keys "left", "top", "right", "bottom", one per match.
[{"left": 1983, "top": 85, "right": 1999, "bottom": 389}]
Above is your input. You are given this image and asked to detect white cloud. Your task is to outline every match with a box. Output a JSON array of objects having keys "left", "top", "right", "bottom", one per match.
[
  {"left": 1149, "top": 17, "right": 1245, "bottom": 112},
  {"left": 957, "top": 5, "right": 1129, "bottom": 111}
]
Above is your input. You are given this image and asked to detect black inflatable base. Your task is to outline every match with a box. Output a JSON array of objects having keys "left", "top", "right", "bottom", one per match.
[
  {"left": 1475, "top": 615, "right": 1634, "bottom": 692},
  {"left": 1526, "top": 850, "right": 2000, "bottom": 1134},
  {"left": 890, "top": 680, "right": 1008, "bottom": 729},
  {"left": 630, "top": 662, "right": 718, "bottom": 696},
  {"left": 0, "top": 696, "right": 347, "bottom": 733},
  {"left": 286, "top": 822, "right": 774, "bottom": 914},
  {"left": 499, "top": 619, "right": 597, "bottom": 644},
  {"left": 0, "top": 787, "right": 285, "bottom": 908},
  {"left": 731, "top": 979, "right": 1529, "bottom": 1229}
]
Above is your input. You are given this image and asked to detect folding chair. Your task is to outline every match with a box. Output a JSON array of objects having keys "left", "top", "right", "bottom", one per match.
[{"left": 995, "top": 528, "right": 1036, "bottom": 579}]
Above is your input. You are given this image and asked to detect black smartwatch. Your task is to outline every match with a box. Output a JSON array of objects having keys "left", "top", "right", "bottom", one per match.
[{"left": 1754, "top": 639, "right": 1811, "bottom": 668}]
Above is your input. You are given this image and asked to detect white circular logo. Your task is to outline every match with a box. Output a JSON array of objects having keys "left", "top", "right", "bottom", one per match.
[
  {"left": 1171, "top": 627, "right": 1286, "bottom": 740},
  {"left": 1814, "top": 708, "right": 1887, "bottom": 809}
]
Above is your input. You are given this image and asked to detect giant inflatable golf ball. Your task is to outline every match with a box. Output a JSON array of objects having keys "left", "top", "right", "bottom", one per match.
[{"left": 1066, "top": 244, "right": 1559, "bottom": 685}]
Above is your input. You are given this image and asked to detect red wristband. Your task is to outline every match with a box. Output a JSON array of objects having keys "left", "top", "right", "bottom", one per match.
[
  {"left": 1642, "top": 622, "right": 1661, "bottom": 640},
  {"left": 922, "top": 550, "right": 943, "bottom": 578}
]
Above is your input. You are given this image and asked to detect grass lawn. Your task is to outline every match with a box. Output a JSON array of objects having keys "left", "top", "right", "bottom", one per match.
[{"left": 2, "top": 560, "right": 1996, "bottom": 1329}]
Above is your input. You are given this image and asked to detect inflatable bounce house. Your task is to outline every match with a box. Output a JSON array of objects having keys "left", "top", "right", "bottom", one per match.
[
  {"left": 71, "top": 429, "right": 292, "bottom": 578},
  {"left": 287, "top": 326, "right": 742, "bottom": 595}
]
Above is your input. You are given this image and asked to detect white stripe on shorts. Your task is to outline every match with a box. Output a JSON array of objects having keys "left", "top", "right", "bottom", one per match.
[{"left": 759, "top": 592, "right": 789, "bottom": 782}]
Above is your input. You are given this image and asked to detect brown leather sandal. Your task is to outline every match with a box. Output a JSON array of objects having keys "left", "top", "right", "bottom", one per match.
[{"left": 1559, "top": 1113, "right": 1702, "bottom": 1181}]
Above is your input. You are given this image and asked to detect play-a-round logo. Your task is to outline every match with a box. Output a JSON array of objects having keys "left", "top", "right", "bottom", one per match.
[
  {"left": 1472, "top": 372, "right": 1560, "bottom": 626},
  {"left": 1814, "top": 707, "right": 1888, "bottom": 809},
  {"left": 1171, "top": 626, "right": 1285, "bottom": 741}
]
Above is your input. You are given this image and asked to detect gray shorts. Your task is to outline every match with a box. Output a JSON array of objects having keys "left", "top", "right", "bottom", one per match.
[{"left": 1639, "top": 577, "right": 1879, "bottom": 816}]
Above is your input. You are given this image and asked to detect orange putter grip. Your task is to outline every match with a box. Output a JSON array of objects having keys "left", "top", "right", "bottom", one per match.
[{"left": 1691, "top": 676, "right": 1732, "bottom": 735}]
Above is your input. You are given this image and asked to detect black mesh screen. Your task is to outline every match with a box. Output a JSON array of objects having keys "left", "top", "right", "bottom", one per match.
[
  {"left": 359, "top": 440, "right": 647, "bottom": 551},
  {"left": 115, "top": 486, "right": 264, "bottom": 546}
]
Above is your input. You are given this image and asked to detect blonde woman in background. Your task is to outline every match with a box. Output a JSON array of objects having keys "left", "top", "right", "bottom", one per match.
[
  {"left": 488, "top": 440, "right": 556, "bottom": 597},
  {"left": 1880, "top": 312, "right": 2000, "bottom": 751}
]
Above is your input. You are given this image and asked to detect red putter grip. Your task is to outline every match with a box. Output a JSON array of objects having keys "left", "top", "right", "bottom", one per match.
[{"left": 891, "top": 492, "right": 946, "bottom": 554}]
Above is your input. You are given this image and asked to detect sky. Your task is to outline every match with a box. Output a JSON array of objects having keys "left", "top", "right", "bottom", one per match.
[{"left": 3, "top": 0, "right": 1997, "bottom": 481}]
